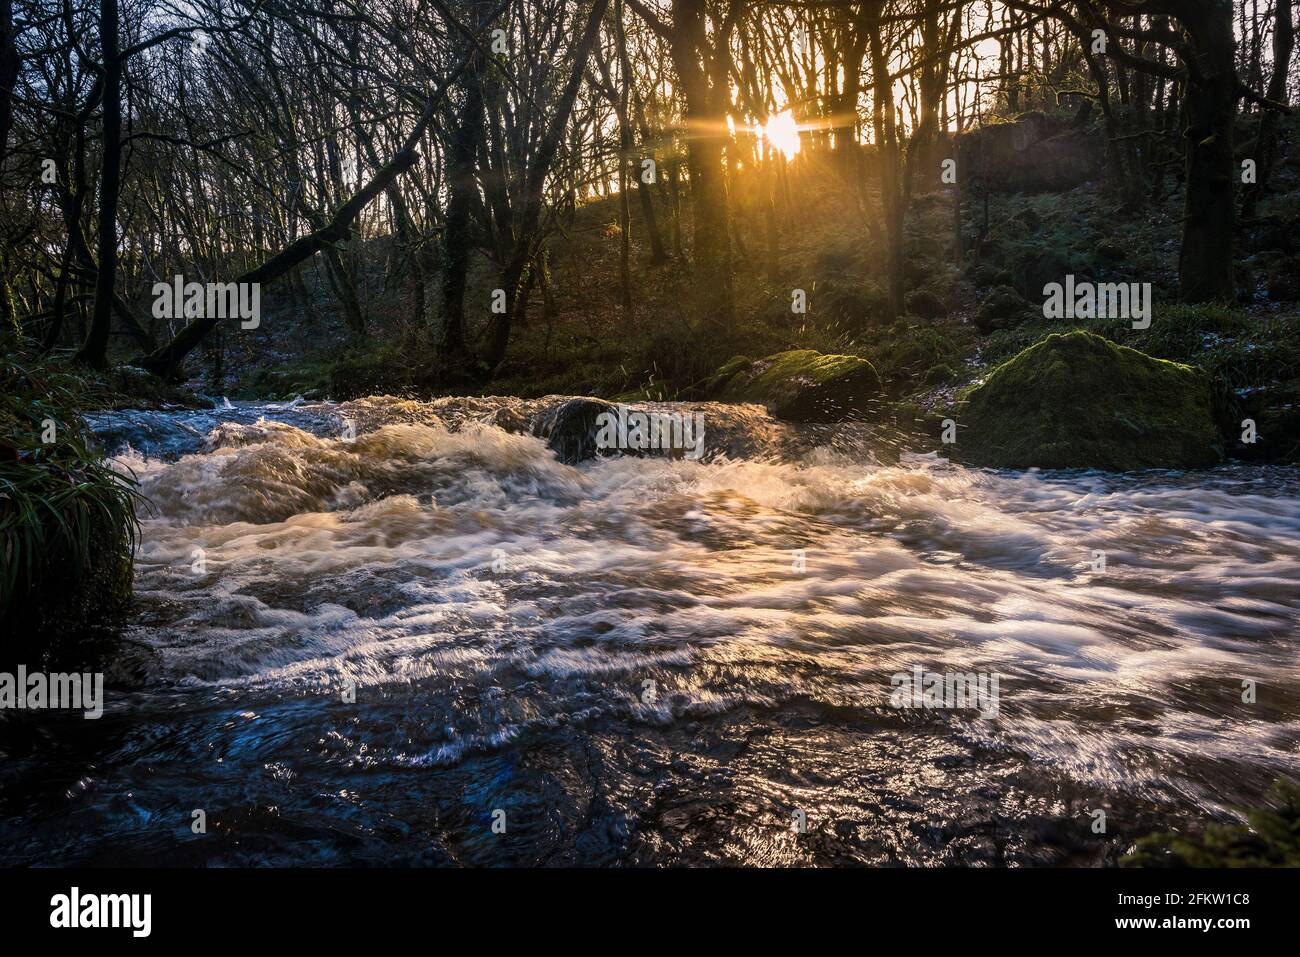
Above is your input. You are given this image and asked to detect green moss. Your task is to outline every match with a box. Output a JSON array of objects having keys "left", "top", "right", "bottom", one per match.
[
  {"left": 611, "top": 384, "right": 669, "bottom": 402},
  {"left": 704, "top": 354, "right": 754, "bottom": 394},
  {"left": 330, "top": 347, "right": 419, "bottom": 399},
  {"left": 955, "top": 331, "right": 1223, "bottom": 470},
  {"left": 1125, "top": 779, "right": 1300, "bottom": 867},
  {"left": 716, "top": 348, "right": 882, "bottom": 422},
  {"left": 983, "top": 303, "right": 1252, "bottom": 368},
  {"left": 967, "top": 263, "right": 1015, "bottom": 288},
  {"left": 924, "top": 363, "right": 961, "bottom": 385},
  {"left": 975, "top": 284, "right": 1033, "bottom": 333}
]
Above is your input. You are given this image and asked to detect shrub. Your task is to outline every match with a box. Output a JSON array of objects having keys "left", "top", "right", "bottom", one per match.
[
  {"left": 975, "top": 284, "right": 1033, "bottom": 333},
  {"left": 905, "top": 287, "right": 949, "bottom": 320}
]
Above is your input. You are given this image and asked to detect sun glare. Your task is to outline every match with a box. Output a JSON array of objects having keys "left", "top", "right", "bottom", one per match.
[{"left": 762, "top": 110, "right": 801, "bottom": 159}]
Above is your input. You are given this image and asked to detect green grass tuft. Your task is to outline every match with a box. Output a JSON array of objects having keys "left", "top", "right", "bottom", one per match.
[{"left": 0, "top": 350, "right": 141, "bottom": 651}]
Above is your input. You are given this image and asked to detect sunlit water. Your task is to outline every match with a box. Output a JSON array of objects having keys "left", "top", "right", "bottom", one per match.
[{"left": 2, "top": 396, "right": 1298, "bottom": 866}]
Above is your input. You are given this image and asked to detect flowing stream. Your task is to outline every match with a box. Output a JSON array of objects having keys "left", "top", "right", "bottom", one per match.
[{"left": 2, "top": 396, "right": 1298, "bottom": 866}]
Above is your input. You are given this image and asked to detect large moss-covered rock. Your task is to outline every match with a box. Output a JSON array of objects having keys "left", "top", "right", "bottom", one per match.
[
  {"left": 954, "top": 331, "right": 1223, "bottom": 470},
  {"left": 710, "top": 349, "right": 882, "bottom": 422}
]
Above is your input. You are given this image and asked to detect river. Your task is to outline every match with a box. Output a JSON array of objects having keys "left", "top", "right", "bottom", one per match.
[{"left": 1, "top": 396, "right": 1297, "bottom": 865}]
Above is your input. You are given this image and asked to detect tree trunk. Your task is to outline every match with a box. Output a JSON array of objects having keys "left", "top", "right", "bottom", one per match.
[
  {"left": 76, "top": 0, "right": 122, "bottom": 369},
  {"left": 1178, "top": 1, "right": 1238, "bottom": 302},
  {"left": 139, "top": 145, "right": 423, "bottom": 377},
  {"left": 616, "top": 0, "right": 633, "bottom": 316},
  {"left": 0, "top": 0, "right": 18, "bottom": 173},
  {"left": 438, "top": 40, "right": 487, "bottom": 360},
  {"left": 868, "top": 16, "right": 904, "bottom": 319},
  {"left": 669, "top": 0, "right": 732, "bottom": 325}
]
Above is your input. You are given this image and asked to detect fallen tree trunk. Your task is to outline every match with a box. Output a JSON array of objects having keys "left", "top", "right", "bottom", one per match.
[
  {"left": 137, "top": 25, "right": 491, "bottom": 380},
  {"left": 138, "top": 148, "right": 420, "bottom": 378}
]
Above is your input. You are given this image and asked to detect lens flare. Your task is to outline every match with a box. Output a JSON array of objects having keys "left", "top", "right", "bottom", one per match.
[{"left": 762, "top": 110, "right": 801, "bottom": 159}]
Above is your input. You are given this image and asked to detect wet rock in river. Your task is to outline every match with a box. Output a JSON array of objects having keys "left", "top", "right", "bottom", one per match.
[{"left": 529, "top": 397, "right": 619, "bottom": 464}]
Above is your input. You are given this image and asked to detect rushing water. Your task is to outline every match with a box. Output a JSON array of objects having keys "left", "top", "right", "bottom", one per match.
[{"left": 2, "top": 396, "right": 1298, "bottom": 866}]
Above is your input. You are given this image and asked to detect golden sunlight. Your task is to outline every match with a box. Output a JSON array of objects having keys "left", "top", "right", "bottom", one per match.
[{"left": 762, "top": 110, "right": 801, "bottom": 159}]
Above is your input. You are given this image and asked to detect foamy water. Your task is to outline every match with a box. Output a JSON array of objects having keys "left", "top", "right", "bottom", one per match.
[{"left": 2, "top": 397, "right": 1297, "bottom": 866}]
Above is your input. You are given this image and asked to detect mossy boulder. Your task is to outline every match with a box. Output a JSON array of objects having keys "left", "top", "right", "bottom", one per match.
[
  {"left": 1009, "top": 246, "right": 1076, "bottom": 300},
  {"left": 974, "top": 284, "right": 1034, "bottom": 333},
  {"left": 703, "top": 354, "right": 753, "bottom": 394},
  {"left": 712, "top": 349, "right": 882, "bottom": 422},
  {"left": 905, "top": 287, "right": 948, "bottom": 320},
  {"left": 966, "top": 263, "right": 1015, "bottom": 289},
  {"left": 954, "top": 331, "right": 1223, "bottom": 470}
]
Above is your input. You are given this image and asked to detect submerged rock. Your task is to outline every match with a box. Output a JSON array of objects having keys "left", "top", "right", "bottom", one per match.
[
  {"left": 708, "top": 349, "right": 882, "bottom": 422},
  {"left": 953, "top": 331, "right": 1223, "bottom": 471}
]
